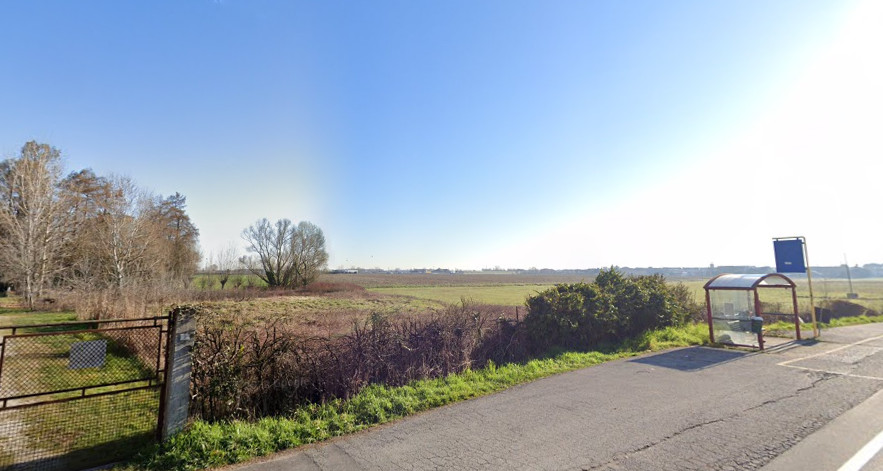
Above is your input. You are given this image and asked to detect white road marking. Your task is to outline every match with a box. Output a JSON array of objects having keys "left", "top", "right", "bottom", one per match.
[
  {"left": 838, "top": 429, "right": 883, "bottom": 471},
  {"left": 771, "top": 331, "right": 883, "bottom": 470},
  {"left": 777, "top": 334, "right": 883, "bottom": 367}
]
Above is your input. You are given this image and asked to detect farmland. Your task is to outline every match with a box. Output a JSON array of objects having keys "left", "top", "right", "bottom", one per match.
[
  {"left": 320, "top": 272, "right": 592, "bottom": 307},
  {"left": 320, "top": 272, "right": 883, "bottom": 315}
]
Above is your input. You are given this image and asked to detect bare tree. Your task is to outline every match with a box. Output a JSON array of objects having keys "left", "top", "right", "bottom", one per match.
[
  {"left": 207, "top": 242, "right": 240, "bottom": 289},
  {"left": 90, "top": 176, "right": 161, "bottom": 289},
  {"left": 0, "top": 142, "right": 71, "bottom": 309},
  {"left": 241, "top": 218, "right": 294, "bottom": 287},
  {"left": 241, "top": 218, "right": 328, "bottom": 288},
  {"left": 291, "top": 221, "right": 328, "bottom": 287}
]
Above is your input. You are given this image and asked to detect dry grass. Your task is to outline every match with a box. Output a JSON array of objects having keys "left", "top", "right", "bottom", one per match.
[{"left": 192, "top": 292, "right": 448, "bottom": 337}]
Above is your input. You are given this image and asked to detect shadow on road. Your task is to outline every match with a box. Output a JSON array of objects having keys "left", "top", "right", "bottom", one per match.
[{"left": 629, "top": 346, "right": 748, "bottom": 372}]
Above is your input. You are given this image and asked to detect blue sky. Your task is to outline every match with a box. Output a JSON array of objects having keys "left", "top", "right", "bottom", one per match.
[{"left": 1, "top": 1, "right": 880, "bottom": 269}]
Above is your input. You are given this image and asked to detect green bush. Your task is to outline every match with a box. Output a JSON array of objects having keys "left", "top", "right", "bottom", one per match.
[{"left": 524, "top": 268, "right": 696, "bottom": 350}]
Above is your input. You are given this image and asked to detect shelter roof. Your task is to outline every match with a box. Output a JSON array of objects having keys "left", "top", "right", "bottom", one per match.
[{"left": 704, "top": 273, "right": 796, "bottom": 290}]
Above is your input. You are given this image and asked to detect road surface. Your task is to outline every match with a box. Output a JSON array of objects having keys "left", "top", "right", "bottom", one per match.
[{"left": 228, "top": 323, "right": 883, "bottom": 471}]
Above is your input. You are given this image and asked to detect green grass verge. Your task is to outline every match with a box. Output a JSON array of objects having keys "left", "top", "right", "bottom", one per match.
[
  {"left": 128, "top": 323, "right": 710, "bottom": 470},
  {"left": 765, "top": 314, "right": 883, "bottom": 335}
]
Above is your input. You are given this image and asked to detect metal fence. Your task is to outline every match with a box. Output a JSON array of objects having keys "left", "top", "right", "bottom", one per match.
[{"left": 0, "top": 316, "right": 170, "bottom": 471}]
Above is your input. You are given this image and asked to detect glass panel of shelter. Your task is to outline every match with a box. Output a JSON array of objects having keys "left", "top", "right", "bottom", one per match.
[{"left": 709, "top": 289, "right": 760, "bottom": 348}]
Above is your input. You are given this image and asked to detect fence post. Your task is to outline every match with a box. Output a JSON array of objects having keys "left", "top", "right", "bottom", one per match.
[{"left": 160, "top": 306, "right": 196, "bottom": 441}]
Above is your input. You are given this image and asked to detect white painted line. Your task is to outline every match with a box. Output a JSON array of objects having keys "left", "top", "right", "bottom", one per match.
[
  {"left": 778, "top": 334, "right": 883, "bottom": 367},
  {"left": 778, "top": 364, "right": 883, "bottom": 382},
  {"left": 838, "top": 429, "right": 883, "bottom": 471}
]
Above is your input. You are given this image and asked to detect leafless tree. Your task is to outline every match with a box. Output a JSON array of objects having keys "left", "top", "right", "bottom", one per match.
[
  {"left": 241, "top": 218, "right": 328, "bottom": 288},
  {"left": 207, "top": 242, "right": 240, "bottom": 289},
  {"left": 291, "top": 221, "right": 328, "bottom": 287},
  {"left": 89, "top": 176, "right": 161, "bottom": 289},
  {"left": 241, "top": 218, "right": 294, "bottom": 287},
  {"left": 0, "top": 142, "right": 71, "bottom": 308}
]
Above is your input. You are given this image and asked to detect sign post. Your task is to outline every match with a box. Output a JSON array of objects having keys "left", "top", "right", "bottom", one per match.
[{"left": 773, "top": 237, "right": 818, "bottom": 337}]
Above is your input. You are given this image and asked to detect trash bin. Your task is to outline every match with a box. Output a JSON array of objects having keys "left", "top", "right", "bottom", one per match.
[{"left": 750, "top": 316, "right": 764, "bottom": 334}]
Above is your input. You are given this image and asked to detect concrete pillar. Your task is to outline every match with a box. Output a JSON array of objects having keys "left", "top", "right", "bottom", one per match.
[{"left": 160, "top": 306, "right": 196, "bottom": 441}]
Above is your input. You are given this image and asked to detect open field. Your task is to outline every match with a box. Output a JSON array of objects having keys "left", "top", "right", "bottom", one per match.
[
  {"left": 319, "top": 273, "right": 883, "bottom": 313},
  {"left": 319, "top": 272, "right": 593, "bottom": 288},
  {"left": 319, "top": 272, "right": 594, "bottom": 307},
  {"left": 368, "top": 284, "right": 553, "bottom": 306},
  {"left": 193, "top": 291, "right": 459, "bottom": 337}
]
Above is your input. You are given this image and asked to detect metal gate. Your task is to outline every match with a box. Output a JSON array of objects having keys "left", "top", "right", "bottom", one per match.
[{"left": 0, "top": 316, "right": 170, "bottom": 470}]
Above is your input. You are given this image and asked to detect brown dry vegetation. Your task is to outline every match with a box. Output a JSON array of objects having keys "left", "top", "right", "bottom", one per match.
[
  {"left": 193, "top": 290, "right": 451, "bottom": 337},
  {"left": 190, "top": 300, "right": 524, "bottom": 421}
]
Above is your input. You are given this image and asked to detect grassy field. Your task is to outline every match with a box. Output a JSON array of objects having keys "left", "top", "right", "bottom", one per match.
[
  {"left": 319, "top": 272, "right": 593, "bottom": 308},
  {"left": 0, "top": 300, "right": 77, "bottom": 334},
  {"left": 319, "top": 272, "right": 593, "bottom": 288},
  {"left": 319, "top": 273, "right": 883, "bottom": 313},
  {"left": 368, "top": 284, "right": 555, "bottom": 306},
  {"left": 194, "top": 292, "right": 448, "bottom": 336},
  {"left": 195, "top": 272, "right": 883, "bottom": 317}
]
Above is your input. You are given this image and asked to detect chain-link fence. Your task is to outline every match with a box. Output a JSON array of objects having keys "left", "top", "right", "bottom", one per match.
[{"left": 0, "top": 317, "right": 168, "bottom": 470}]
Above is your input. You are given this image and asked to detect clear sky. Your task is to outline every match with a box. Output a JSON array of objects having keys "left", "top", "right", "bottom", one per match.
[{"left": 1, "top": 1, "right": 880, "bottom": 270}]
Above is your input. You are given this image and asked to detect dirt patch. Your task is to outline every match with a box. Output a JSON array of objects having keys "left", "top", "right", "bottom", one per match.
[{"left": 820, "top": 300, "right": 879, "bottom": 319}]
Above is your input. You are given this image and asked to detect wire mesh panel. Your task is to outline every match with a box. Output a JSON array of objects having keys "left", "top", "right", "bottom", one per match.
[
  {"left": 0, "top": 318, "right": 168, "bottom": 470},
  {"left": 0, "top": 389, "right": 159, "bottom": 470}
]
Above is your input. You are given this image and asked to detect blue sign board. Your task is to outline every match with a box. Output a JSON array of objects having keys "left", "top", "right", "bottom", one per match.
[{"left": 774, "top": 239, "right": 806, "bottom": 273}]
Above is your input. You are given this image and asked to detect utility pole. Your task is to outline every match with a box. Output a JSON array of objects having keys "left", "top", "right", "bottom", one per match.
[{"left": 845, "top": 254, "right": 858, "bottom": 299}]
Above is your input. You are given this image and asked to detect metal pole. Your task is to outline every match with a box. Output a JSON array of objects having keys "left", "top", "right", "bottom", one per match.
[
  {"left": 754, "top": 289, "right": 763, "bottom": 350},
  {"left": 156, "top": 309, "right": 176, "bottom": 442},
  {"left": 705, "top": 289, "right": 715, "bottom": 343},
  {"left": 792, "top": 287, "right": 801, "bottom": 340},
  {"left": 803, "top": 238, "right": 819, "bottom": 337}
]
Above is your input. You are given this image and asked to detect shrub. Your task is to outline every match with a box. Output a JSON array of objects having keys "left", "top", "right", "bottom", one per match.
[
  {"left": 524, "top": 268, "right": 695, "bottom": 350},
  {"left": 189, "top": 301, "right": 522, "bottom": 422},
  {"left": 188, "top": 271, "right": 702, "bottom": 423}
]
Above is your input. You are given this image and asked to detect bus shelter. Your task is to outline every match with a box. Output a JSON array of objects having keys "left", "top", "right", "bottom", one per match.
[{"left": 704, "top": 273, "right": 801, "bottom": 350}]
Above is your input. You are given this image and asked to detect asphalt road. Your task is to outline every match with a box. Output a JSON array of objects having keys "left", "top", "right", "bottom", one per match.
[{"left": 228, "top": 323, "right": 883, "bottom": 471}]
